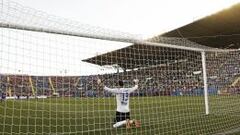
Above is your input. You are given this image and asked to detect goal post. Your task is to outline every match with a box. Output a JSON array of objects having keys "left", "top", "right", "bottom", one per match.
[
  {"left": 0, "top": 0, "right": 240, "bottom": 135},
  {"left": 201, "top": 51, "right": 209, "bottom": 115}
]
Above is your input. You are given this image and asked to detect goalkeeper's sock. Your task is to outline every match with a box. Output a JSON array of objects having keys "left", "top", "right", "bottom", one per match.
[{"left": 113, "top": 120, "right": 127, "bottom": 128}]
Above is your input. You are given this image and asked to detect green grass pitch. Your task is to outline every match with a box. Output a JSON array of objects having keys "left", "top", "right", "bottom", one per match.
[{"left": 0, "top": 96, "right": 240, "bottom": 135}]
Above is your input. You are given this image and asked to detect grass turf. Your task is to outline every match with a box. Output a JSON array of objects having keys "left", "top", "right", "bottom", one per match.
[{"left": 0, "top": 96, "right": 240, "bottom": 135}]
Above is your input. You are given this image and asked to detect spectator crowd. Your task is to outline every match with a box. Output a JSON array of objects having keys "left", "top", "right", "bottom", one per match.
[{"left": 0, "top": 51, "right": 240, "bottom": 99}]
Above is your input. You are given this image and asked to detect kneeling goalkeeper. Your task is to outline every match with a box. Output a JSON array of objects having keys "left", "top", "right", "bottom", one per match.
[{"left": 98, "top": 79, "right": 141, "bottom": 128}]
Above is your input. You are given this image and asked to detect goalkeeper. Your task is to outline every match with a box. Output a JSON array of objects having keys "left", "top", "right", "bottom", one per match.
[{"left": 98, "top": 79, "right": 141, "bottom": 128}]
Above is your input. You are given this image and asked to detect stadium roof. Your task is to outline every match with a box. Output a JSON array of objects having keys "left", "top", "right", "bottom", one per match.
[
  {"left": 82, "top": 40, "right": 201, "bottom": 70},
  {"left": 83, "top": 3, "right": 240, "bottom": 69},
  {"left": 161, "top": 3, "right": 240, "bottom": 49}
]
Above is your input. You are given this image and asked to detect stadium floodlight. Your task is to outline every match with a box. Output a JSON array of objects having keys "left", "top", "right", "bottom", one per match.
[{"left": 0, "top": 0, "right": 240, "bottom": 135}]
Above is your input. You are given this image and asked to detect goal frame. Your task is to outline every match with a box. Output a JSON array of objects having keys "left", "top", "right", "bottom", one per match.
[{"left": 1, "top": 21, "right": 231, "bottom": 115}]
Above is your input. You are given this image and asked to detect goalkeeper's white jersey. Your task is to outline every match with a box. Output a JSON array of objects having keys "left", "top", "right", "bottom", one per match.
[{"left": 104, "top": 85, "right": 138, "bottom": 113}]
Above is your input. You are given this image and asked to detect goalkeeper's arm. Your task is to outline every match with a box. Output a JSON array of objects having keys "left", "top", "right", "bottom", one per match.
[
  {"left": 97, "top": 79, "right": 119, "bottom": 93},
  {"left": 103, "top": 86, "right": 120, "bottom": 93},
  {"left": 128, "top": 79, "right": 139, "bottom": 93}
]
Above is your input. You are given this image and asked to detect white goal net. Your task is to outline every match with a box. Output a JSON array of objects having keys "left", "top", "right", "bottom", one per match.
[{"left": 0, "top": 0, "right": 240, "bottom": 135}]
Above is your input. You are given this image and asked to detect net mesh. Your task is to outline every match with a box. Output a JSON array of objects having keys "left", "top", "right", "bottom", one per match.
[
  {"left": 207, "top": 51, "right": 240, "bottom": 115},
  {"left": 0, "top": 0, "right": 240, "bottom": 135}
]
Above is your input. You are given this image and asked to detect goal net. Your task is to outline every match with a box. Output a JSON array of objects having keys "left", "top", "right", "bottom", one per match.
[{"left": 0, "top": 0, "right": 240, "bottom": 135}]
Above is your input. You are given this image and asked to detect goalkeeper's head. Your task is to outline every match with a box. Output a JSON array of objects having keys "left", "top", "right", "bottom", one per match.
[{"left": 118, "top": 80, "right": 124, "bottom": 87}]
